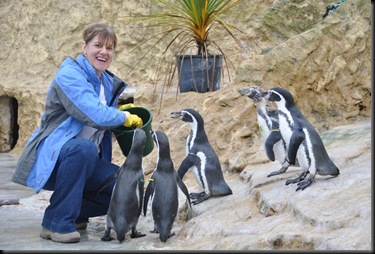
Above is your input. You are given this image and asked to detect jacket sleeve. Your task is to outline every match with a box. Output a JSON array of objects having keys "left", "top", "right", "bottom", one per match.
[{"left": 54, "top": 65, "right": 126, "bottom": 130}]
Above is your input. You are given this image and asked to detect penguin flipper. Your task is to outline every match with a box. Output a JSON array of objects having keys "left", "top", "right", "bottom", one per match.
[
  {"left": 288, "top": 129, "right": 305, "bottom": 165},
  {"left": 177, "top": 154, "right": 199, "bottom": 179},
  {"left": 95, "top": 171, "right": 120, "bottom": 197},
  {"left": 265, "top": 131, "right": 282, "bottom": 161},
  {"left": 296, "top": 173, "right": 315, "bottom": 191},
  {"left": 143, "top": 180, "right": 155, "bottom": 216},
  {"left": 138, "top": 177, "right": 145, "bottom": 217},
  {"left": 176, "top": 174, "right": 192, "bottom": 208}
]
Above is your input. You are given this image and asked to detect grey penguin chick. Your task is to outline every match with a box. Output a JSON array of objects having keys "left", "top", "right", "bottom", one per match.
[
  {"left": 263, "top": 87, "right": 340, "bottom": 191},
  {"left": 143, "top": 130, "right": 191, "bottom": 243},
  {"left": 101, "top": 128, "right": 146, "bottom": 242},
  {"left": 171, "top": 109, "right": 232, "bottom": 205},
  {"left": 238, "top": 86, "right": 299, "bottom": 176}
]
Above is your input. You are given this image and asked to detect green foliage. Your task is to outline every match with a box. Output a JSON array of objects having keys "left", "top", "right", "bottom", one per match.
[
  {"left": 135, "top": 0, "right": 245, "bottom": 55},
  {"left": 122, "top": 0, "right": 245, "bottom": 88}
]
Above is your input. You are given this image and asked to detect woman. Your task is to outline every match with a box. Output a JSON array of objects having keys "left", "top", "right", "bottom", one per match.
[{"left": 12, "top": 23, "right": 143, "bottom": 243}]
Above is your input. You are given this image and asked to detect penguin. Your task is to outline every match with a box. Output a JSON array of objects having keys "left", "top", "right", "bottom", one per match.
[
  {"left": 263, "top": 87, "right": 340, "bottom": 191},
  {"left": 238, "top": 86, "right": 299, "bottom": 177},
  {"left": 323, "top": 0, "right": 345, "bottom": 19},
  {"left": 171, "top": 109, "right": 232, "bottom": 205},
  {"left": 101, "top": 128, "right": 146, "bottom": 242},
  {"left": 143, "top": 130, "right": 191, "bottom": 243}
]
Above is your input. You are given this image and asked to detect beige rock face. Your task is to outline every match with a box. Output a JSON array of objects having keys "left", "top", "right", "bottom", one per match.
[
  {"left": 0, "top": 0, "right": 371, "bottom": 250},
  {"left": 0, "top": 0, "right": 370, "bottom": 159}
]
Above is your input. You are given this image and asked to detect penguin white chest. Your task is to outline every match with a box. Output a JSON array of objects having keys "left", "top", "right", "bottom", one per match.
[
  {"left": 257, "top": 114, "right": 270, "bottom": 142},
  {"left": 296, "top": 130, "right": 314, "bottom": 171},
  {"left": 192, "top": 152, "right": 210, "bottom": 195},
  {"left": 278, "top": 115, "right": 293, "bottom": 146}
]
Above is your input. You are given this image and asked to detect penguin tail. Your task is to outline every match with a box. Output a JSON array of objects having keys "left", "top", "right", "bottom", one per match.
[
  {"left": 318, "top": 163, "right": 340, "bottom": 176},
  {"left": 212, "top": 183, "right": 233, "bottom": 196},
  {"left": 331, "top": 168, "right": 340, "bottom": 176},
  {"left": 160, "top": 234, "right": 168, "bottom": 243},
  {"left": 159, "top": 229, "right": 175, "bottom": 243}
]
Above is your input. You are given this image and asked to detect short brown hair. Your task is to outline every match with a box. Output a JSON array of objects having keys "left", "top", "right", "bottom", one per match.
[{"left": 83, "top": 23, "right": 117, "bottom": 49}]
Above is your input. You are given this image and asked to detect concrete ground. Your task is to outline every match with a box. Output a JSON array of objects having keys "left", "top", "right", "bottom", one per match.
[
  {"left": 0, "top": 153, "right": 142, "bottom": 251},
  {"left": 0, "top": 153, "right": 188, "bottom": 251}
]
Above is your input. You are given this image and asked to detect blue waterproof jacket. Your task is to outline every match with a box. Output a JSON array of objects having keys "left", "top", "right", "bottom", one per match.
[{"left": 12, "top": 54, "right": 127, "bottom": 193}]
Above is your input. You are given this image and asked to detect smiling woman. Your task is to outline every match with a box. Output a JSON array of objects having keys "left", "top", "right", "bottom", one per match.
[
  {"left": 81, "top": 23, "right": 117, "bottom": 78},
  {"left": 12, "top": 23, "right": 144, "bottom": 244}
]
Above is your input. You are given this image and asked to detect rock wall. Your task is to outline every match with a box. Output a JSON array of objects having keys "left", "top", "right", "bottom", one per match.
[{"left": 0, "top": 0, "right": 371, "bottom": 173}]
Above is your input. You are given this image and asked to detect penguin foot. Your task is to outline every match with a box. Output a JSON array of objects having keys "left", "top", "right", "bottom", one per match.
[
  {"left": 267, "top": 169, "right": 287, "bottom": 177},
  {"left": 190, "top": 191, "right": 206, "bottom": 199},
  {"left": 285, "top": 171, "right": 309, "bottom": 185},
  {"left": 101, "top": 236, "right": 112, "bottom": 241},
  {"left": 268, "top": 163, "right": 289, "bottom": 177},
  {"left": 295, "top": 179, "right": 313, "bottom": 191},
  {"left": 150, "top": 229, "right": 159, "bottom": 234},
  {"left": 101, "top": 229, "right": 113, "bottom": 241},
  {"left": 191, "top": 193, "right": 210, "bottom": 205},
  {"left": 285, "top": 178, "right": 300, "bottom": 185},
  {"left": 130, "top": 230, "right": 146, "bottom": 238}
]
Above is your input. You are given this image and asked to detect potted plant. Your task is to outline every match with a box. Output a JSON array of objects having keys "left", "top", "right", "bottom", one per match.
[{"left": 127, "top": 0, "right": 245, "bottom": 93}]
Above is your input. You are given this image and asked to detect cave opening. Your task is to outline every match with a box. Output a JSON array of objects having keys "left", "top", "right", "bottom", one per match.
[{"left": 0, "top": 96, "right": 19, "bottom": 152}]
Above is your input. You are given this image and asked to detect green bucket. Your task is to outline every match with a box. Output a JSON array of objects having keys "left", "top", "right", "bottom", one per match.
[{"left": 113, "top": 107, "right": 154, "bottom": 157}]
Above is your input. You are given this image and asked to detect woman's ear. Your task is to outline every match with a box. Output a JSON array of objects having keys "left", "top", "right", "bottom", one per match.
[{"left": 81, "top": 41, "right": 87, "bottom": 55}]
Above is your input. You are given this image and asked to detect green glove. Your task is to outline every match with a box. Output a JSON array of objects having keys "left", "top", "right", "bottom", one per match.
[
  {"left": 123, "top": 113, "right": 143, "bottom": 128},
  {"left": 118, "top": 103, "right": 135, "bottom": 111}
]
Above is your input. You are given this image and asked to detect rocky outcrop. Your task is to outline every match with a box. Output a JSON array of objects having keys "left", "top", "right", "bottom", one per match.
[
  {"left": 0, "top": 0, "right": 370, "bottom": 158},
  {"left": 5, "top": 119, "right": 371, "bottom": 250}
]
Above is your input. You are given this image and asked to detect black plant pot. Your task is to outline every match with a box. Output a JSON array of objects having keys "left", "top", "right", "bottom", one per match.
[{"left": 176, "top": 55, "right": 222, "bottom": 93}]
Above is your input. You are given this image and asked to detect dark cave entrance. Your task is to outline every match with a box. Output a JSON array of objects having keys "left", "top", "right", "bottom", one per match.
[{"left": 0, "top": 96, "right": 19, "bottom": 153}]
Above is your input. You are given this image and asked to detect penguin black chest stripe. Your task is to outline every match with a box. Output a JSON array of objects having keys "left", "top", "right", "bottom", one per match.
[
  {"left": 278, "top": 110, "right": 294, "bottom": 132},
  {"left": 257, "top": 109, "right": 272, "bottom": 130},
  {"left": 299, "top": 129, "right": 313, "bottom": 169}
]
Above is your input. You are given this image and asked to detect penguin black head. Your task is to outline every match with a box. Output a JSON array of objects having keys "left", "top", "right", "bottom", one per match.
[
  {"left": 238, "top": 86, "right": 267, "bottom": 102},
  {"left": 264, "top": 87, "right": 295, "bottom": 107},
  {"left": 171, "top": 109, "right": 204, "bottom": 126},
  {"left": 131, "top": 128, "right": 146, "bottom": 153},
  {"left": 150, "top": 130, "right": 171, "bottom": 159}
]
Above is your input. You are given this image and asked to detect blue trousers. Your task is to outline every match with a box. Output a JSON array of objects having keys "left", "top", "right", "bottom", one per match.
[{"left": 41, "top": 138, "right": 120, "bottom": 233}]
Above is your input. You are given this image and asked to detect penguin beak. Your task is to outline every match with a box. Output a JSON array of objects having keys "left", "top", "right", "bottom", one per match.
[
  {"left": 237, "top": 88, "right": 251, "bottom": 96},
  {"left": 170, "top": 111, "right": 184, "bottom": 119},
  {"left": 238, "top": 87, "right": 263, "bottom": 102}
]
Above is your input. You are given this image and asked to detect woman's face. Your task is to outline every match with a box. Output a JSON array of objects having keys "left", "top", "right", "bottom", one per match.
[{"left": 82, "top": 34, "right": 114, "bottom": 78}]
